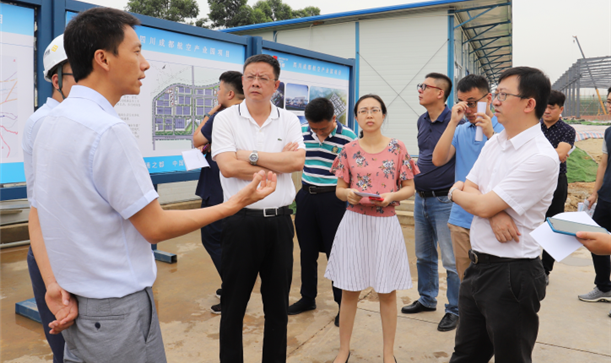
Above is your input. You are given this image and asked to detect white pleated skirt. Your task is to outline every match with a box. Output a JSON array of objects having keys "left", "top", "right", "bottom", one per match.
[{"left": 325, "top": 210, "right": 412, "bottom": 294}]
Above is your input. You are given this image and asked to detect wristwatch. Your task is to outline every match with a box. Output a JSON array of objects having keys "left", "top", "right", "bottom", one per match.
[
  {"left": 249, "top": 150, "right": 259, "bottom": 166},
  {"left": 448, "top": 187, "right": 457, "bottom": 202}
]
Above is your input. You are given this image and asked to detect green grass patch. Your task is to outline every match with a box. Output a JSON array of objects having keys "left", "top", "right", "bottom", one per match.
[{"left": 567, "top": 147, "right": 599, "bottom": 183}]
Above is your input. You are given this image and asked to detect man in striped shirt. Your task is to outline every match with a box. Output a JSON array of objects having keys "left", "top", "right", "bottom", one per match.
[{"left": 289, "top": 97, "right": 357, "bottom": 326}]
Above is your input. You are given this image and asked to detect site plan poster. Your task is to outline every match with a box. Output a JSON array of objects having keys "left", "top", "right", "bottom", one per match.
[
  {"left": 263, "top": 49, "right": 350, "bottom": 126},
  {"left": 0, "top": 4, "right": 35, "bottom": 183},
  {"left": 66, "top": 12, "right": 246, "bottom": 174}
]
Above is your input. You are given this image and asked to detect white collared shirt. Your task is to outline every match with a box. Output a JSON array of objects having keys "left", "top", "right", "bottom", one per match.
[
  {"left": 212, "top": 101, "right": 305, "bottom": 209},
  {"left": 22, "top": 97, "right": 60, "bottom": 205},
  {"left": 32, "top": 86, "right": 159, "bottom": 299},
  {"left": 467, "top": 123, "right": 559, "bottom": 258}
]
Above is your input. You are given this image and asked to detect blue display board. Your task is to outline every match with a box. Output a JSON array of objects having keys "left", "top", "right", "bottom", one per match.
[{"left": 0, "top": 3, "right": 35, "bottom": 184}]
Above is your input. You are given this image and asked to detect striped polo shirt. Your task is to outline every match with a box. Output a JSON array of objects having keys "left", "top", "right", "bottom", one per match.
[{"left": 301, "top": 122, "right": 357, "bottom": 186}]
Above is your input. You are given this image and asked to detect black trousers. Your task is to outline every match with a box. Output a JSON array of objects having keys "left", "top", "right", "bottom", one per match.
[
  {"left": 294, "top": 188, "right": 344, "bottom": 305},
  {"left": 200, "top": 198, "right": 223, "bottom": 276},
  {"left": 27, "top": 248, "right": 65, "bottom": 363},
  {"left": 450, "top": 256, "right": 546, "bottom": 363},
  {"left": 591, "top": 199, "right": 611, "bottom": 292},
  {"left": 219, "top": 212, "right": 294, "bottom": 363},
  {"left": 541, "top": 173, "right": 568, "bottom": 275}
]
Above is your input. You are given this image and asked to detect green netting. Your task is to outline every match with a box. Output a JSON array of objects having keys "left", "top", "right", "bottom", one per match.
[{"left": 567, "top": 147, "right": 599, "bottom": 183}]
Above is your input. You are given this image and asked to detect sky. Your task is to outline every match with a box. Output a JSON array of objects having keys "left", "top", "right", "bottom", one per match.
[{"left": 82, "top": 0, "right": 611, "bottom": 87}]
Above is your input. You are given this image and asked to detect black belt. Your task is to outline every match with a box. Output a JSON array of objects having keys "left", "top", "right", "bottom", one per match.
[
  {"left": 468, "top": 250, "right": 536, "bottom": 265},
  {"left": 237, "top": 206, "right": 292, "bottom": 217},
  {"left": 303, "top": 184, "right": 336, "bottom": 194},
  {"left": 416, "top": 188, "right": 450, "bottom": 198}
]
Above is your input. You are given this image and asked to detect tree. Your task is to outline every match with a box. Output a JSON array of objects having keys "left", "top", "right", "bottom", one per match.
[
  {"left": 126, "top": 0, "right": 200, "bottom": 23},
  {"left": 207, "top": 0, "right": 320, "bottom": 29}
]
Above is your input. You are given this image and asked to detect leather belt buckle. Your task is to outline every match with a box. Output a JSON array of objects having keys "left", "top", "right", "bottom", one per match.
[
  {"left": 308, "top": 186, "right": 317, "bottom": 195},
  {"left": 263, "top": 208, "right": 278, "bottom": 217},
  {"left": 469, "top": 250, "right": 479, "bottom": 264}
]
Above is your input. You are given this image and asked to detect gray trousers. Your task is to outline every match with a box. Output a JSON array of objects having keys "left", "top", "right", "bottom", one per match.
[{"left": 62, "top": 287, "right": 166, "bottom": 363}]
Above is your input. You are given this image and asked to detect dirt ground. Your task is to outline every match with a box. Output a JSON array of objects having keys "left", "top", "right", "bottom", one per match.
[{"left": 566, "top": 139, "right": 604, "bottom": 211}]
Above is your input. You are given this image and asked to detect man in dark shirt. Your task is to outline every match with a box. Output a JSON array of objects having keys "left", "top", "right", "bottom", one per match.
[
  {"left": 401, "top": 73, "right": 460, "bottom": 332},
  {"left": 540, "top": 90, "right": 576, "bottom": 284},
  {"left": 193, "top": 71, "right": 244, "bottom": 314},
  {"left": 578, "top": 86, "right": 611, "bottom": 314}
]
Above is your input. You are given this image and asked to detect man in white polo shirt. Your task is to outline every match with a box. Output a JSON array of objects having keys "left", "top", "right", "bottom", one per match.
[
  {"left": 447, "top": 67, "right": 558, "bottom": 363},
  {"left": 212, "top": 54, "right": 306, "bottom": 363},
  {"left": 30, "top": 8, "right": 276, "bottom": 363}
]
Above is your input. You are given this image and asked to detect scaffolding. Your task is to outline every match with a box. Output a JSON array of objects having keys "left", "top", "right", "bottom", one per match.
[{"left": 552, "top": 56, "right": 611, "bottom": 118}]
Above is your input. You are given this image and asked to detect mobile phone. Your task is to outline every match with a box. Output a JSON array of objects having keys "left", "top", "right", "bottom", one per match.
[
  {"left": 354, "top": 191, "right": 384, "bottom": 201},
  {"left": 547, "top": 217, "right": 608, "bottom": 237}
]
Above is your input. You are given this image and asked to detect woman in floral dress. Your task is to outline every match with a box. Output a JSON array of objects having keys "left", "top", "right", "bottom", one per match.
[{"left": 326, "top": 94, "right": 419, "bottom": 363}]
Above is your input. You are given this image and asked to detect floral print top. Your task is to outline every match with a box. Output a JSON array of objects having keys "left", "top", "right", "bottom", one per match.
[{"left": 331, "top": 138, "right": 420, "bottom": 217}]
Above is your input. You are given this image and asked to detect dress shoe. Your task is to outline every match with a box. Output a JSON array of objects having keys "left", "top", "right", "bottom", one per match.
[
  {"left": 288, "top": 298, "right": 316, "bottom": 315},
  {"left": 437, "top": 312, "right": 459, "bottom": 332},
  {"left": 401, "top": 300, "right": 436, "bottom": 314},
  {"left": 334, "top": 352, "right": 349, "bottom": 363}
]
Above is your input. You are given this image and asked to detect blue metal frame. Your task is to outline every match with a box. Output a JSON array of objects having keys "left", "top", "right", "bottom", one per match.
[
  {"left": 447, "top": 12, "right": 455, "bottom": 107},
  {"left": 260, "top": 39, "right": 356, "bottom": 130},
  {"left": 354, "top": 21, "right": 360, "bottom": 135}
]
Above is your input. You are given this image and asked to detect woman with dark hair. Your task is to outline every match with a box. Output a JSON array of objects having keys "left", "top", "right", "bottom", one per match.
[{"left": 326, "top": 94, "right": 419, "bottom": 363}]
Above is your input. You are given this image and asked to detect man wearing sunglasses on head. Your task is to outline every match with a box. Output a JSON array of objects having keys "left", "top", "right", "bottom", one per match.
[
  {"left": 432, "top": 74, "right": 505, "bottom": 283},
  {"left": 401, "top": 73, "right": 461, "bottom": 332}
]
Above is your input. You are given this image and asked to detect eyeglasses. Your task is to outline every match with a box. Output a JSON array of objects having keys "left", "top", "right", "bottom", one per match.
[
  {"left": 244, "top": 74, "right": 276, "bottom": 84},
  {"left": 417, "top": 83, "right": 442, "bottom": 92},
  {"left": 357, "top": 108, "right": 382, "bottom": 116},
  {"left": 492, "top": 91, "right": 525, "bottom": 102},
  {"left": 457, "top": 94, "right": 488, "bottom": 108}
]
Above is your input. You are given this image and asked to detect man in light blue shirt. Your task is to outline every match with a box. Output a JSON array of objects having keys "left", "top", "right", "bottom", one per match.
[
  {"left": 30, "top": 8, "right": 276, "bottom": 363},
  {"left": 22, "top": 33, "right": 76, "bottom": 363},
  {"left": 432, "top": 75, "right": 505, "bottom": 280}
]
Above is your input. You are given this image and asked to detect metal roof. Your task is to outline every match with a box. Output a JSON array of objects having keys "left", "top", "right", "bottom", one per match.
[
  {"left": 222, "top": 0, "right": 513, "bottom": 82},
  {"left": 552, "top": 56, "right": 611, "bottom": 90}
]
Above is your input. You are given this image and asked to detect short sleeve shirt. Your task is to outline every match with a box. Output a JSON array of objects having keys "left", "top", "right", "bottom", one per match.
[
  {"left": 301, "top": 122, "right": 357, "bottom": 186},
  {"left": 466, "top": 124, "right": 559, "bottom": 258},
  {"left": 540, "top": 119, "right": 576, "bottom": 174},
  {"left": 211, "top": 101, "right": 305, "bottom": 209},
  {"left": 33, "top": 86, "right": 159, "bottom": 299},
  {"left": 448, "top": 116, "right": 504, "bottom": 229},
  {"left": 414, "top": 106, "right": 458, "bottom": 191},
  {"left": 598, "top": 127, "right": 611, "bottom": 202},
  {"left": 22, "top": 98, "right": 60, "bottom": 205},
  {"left": 194, "top": 112, "right": 223, "bottom": 205},
  {"left": 331, "top": 138, "right": 419, "bottom": 217}
]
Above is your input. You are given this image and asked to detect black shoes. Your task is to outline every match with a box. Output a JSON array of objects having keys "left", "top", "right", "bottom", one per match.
[
  {"left": 437, "top": 313, "right": 459, "bottom": 332},
  {"left": 288, "top": 298, "right": 316, "bottom": 315},
  {"left": 401, "top": 301, "right": 436, "bottom": 314},
  {"left": 211, "top": 303, "right": 221, "bottom": 314},
  {"left": 334, "top": 352, "right": 350, "bottom": 363},
  {"left": 334, "top": 312, "right": 340, "bottom": 327},
  {"left": 215, "top": 288, "right": 222, "bottom": 299}
]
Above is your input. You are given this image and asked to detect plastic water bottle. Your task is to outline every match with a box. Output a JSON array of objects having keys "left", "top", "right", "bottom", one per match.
[{"left": 475, "top": 102, "right": 486, "bottom": 141}]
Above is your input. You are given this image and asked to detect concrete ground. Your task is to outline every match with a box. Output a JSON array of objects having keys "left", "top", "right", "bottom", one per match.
[{"left": 2, "top": 223, "right": 611, "bottom": 363}]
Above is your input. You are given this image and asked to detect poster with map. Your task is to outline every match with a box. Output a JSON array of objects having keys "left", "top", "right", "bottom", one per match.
[
  {"left": 263, "top": 49, "right": 350, "bottom": 126},
  {"left": 0, "top": 4, "right": 35, "bottom": 183}
]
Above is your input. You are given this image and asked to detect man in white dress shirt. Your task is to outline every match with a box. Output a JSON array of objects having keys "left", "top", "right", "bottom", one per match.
[
  {"left": 447, "top": 67, "right": 558, "bottom": 363},
  {"left": 212, "top": 54, "right": 306, "bottom": 363},
  {"left": 30, "top": 8, "right": 276, "bottom": 363}
]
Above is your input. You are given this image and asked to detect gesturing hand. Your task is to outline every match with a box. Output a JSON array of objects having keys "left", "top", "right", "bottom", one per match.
[
  {"left": 232, "top": 170, "right": 277, "bottom": 207},
  {"left": 45, "top": 282, "right": 78, "bottom": 334}
]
